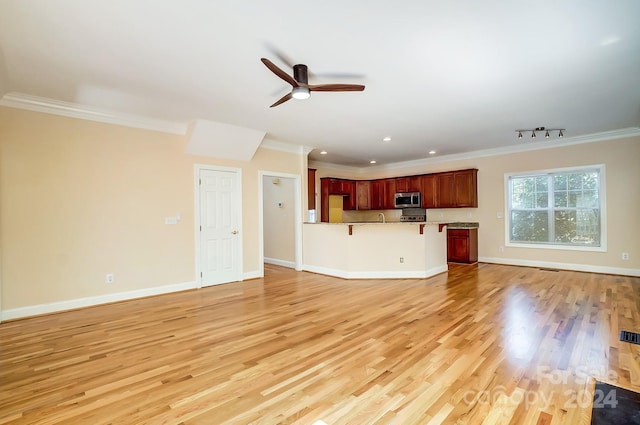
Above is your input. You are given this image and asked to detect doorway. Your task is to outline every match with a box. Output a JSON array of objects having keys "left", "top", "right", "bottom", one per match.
[{"left": 258, "top": 171, "right": 302, "bottom": 274}]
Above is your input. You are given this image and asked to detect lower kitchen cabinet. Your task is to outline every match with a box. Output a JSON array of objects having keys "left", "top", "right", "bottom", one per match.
[{"left": 447, "top": 228, "right": 478, "bottom": 264}]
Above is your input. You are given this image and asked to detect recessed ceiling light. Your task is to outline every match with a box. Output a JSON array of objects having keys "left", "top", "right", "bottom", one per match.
[
  {"left": 382, "top": 137, "right": 391, "bottom": 142},
  {"left": 429, "top": 150, "right": 436, "bottom": 155},
  {"left": 370, "top": 160, "right": 377, "bottom": 164},
  {"left": 320, "top": 150, "right": 327, "bottom": 155}
]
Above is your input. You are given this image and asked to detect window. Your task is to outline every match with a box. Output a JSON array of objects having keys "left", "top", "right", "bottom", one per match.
[{"left": 506, "top": 165, "right": 605, "bottom": 250}]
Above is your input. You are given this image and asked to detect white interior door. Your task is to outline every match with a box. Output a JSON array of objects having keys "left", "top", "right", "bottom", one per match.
[{"left": 199, "top": 168, "right": 242, "bottom": 286}]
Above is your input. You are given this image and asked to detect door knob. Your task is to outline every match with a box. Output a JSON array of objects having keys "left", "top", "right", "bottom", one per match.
[{"left": 231, "top": 230, "right": 238, "bottom": 235}]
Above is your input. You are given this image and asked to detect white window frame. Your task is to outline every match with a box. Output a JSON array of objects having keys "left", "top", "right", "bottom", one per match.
[{"left": 504, "top": 164, "right": 607, "bottom": 252}]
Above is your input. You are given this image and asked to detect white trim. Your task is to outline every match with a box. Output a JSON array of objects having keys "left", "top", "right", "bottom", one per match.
[
  {"left": 1, "top": 280, "right": 197, "bottom": 321},
  {"left": 243, "top": 270, "right": 262, "bottom": 280},
  {"left": 258, "top": 171, "right": 304, "bottom": 278},
  {"left": 479, "top": 257, "right": 640, "bottom": 277},
  {"left": 0, "top": 92, "right": 188, "bottom": 135},
  {"left": 194, "top": 164, "right": 244, "bottom": 288},
  {"left": 311, "top": 127, "right": 640, "bottom": 173},
  {"left": 260, "top": 138, "right": 313, "bottom": 156},
  {"left": 302, "top": 264, "right": 448, "bottom": 280},
  {"left": 264, "top": 257, "right": 296, "bottom": 269},
  {"left": 308, "top": 160, "right": 364, "bottom": 175}
]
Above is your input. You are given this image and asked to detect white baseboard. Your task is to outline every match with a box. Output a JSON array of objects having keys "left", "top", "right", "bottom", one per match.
[
  {"left": 1, "top": 280, "right": 197, "bottom": 321},
  {"left": 264, "top": 257, "right": 296, "bottom": 269},
  {"left": 243, "top": 270, "right": 263, "bottom": 280},
  {"left": 302, "top": 264, "right": 448, "bottom": 280},
  {"left": 479, "top": 257, "right": 640, "bottom": 277}
]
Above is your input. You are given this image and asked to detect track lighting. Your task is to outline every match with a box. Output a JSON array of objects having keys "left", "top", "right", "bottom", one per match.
[{"left": 515, "top": 127, "right": 566, "bottom": 141}]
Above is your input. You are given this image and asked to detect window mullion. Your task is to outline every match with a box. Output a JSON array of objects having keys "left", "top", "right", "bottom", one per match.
[{"left": 548, "top": 174, "right": 554, "bottom": 243}]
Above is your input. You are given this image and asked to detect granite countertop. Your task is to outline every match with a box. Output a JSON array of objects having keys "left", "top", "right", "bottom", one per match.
[
  {"left": 445, "top": 222, "right": 479, "bottom": 229},
  {"left": 304, "top": 221, "right": 441, "bottom": 225}
]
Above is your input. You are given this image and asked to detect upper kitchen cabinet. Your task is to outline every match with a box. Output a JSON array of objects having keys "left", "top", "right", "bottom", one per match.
[
  {"left": 370, "top": 178, "right": 396, "bottom": 209},
  {"left": 435, "top": 169, "right": 478, "bottom": 208},
  {"left": 395, "top": 176, "right": 421, "bottom": 193},
  {"left": 436, "top": 172, "right": 456, "bottom": 208},
  {"left": 356, "top": 180, "right": 371, "bottom": 210},
  {"left": 421, "top": 174, "right": 438, "bottom": 208},
  {"left": 383, "top": 178, "right": 396, "bottom": 209},
  {"left": 370, "top": 180, "right": 384, "bottom": 210},
  {"left": 453, "top": 169, "right": 478, "bottom": 207}
]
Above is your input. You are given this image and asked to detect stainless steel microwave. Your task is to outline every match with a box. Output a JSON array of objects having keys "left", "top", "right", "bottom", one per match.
[{"left": 394, "top": 192, "right": 421, "bottom": 208}]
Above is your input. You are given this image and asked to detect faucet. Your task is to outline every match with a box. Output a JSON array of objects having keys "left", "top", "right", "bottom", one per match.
[{"left": 378, "top": 212, "right": 386, "bottom": 223}]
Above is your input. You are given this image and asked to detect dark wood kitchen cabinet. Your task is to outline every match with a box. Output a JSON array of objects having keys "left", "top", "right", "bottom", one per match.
[
  {"left": 453, "top": 169, "right": 478, "bottom": 207},
  {"left": 320, "top": 177, "right": 357, "bottom": 222},
  {"left": 320, "top": 168, "right": 477, "bottom": 217},
  {"left": 395, "top": 176, "right": 421, "bottom": 193},
  {"left": 435, "top": 169, "right": 478, "bottom": 208},
  {"left": 421, "top": 174, "right": 438, "bottom": 208},
  {"left": 370, "top": 180, "right": 384, "bottom": 210},
  {"left": 382, "top": 178, "right": 396, "bottom": 209},
  {"left": 356, "top": 180, "right": 371, "bottom": 210},
  {"left": 447, "top": 228, "right": 478, "bottom": 264},
  {"left": 371, "top": 178, "right": 396, "bottom": 209},
  {"left": 436, "top": 172, "right": 456, "bottom": 208}
]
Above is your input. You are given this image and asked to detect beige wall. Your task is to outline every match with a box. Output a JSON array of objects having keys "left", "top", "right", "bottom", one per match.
[
  {"left": 263, "top": 176, "right": 295, "bottom": 264},
  {"left": 0, "top": 107, "right": 304, "bottom": 311},
  {"left": 315, "top": 136, "right": 640, "bottom": 274}
]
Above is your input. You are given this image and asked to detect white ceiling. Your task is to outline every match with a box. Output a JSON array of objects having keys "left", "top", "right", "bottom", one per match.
[{"left": 1, "top": 0, "right": 639, "bottom": 167}]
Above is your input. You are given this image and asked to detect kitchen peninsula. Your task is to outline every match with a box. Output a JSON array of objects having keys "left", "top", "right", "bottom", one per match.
[{"left": 302, "top": 222, "right": 448, "bottom": 279}]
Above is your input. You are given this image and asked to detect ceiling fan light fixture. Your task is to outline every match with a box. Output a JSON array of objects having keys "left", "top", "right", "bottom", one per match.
[{"left": 291, "top": 86, "right": 310, "bottom": 100}]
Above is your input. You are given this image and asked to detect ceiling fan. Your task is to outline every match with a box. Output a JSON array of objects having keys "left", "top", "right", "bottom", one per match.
[{"left": 261, "top": 58, "right": 365, "bottom": 107}]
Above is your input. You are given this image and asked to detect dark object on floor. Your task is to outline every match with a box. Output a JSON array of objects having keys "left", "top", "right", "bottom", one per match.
[
  {"left": 620, "top": 330, "right": 640, "bottom": 345},
  {"left": 591, "top": 382, "right": 640, "bottom": 424}
]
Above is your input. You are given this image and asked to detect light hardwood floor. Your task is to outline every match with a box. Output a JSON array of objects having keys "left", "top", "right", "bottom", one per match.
[{"left": 1, "top": 263, "right": 639, "bottom": 424}]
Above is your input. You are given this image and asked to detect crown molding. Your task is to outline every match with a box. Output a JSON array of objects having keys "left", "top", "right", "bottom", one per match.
[
  {"left": 0, "top": 92, "right": 188, "bottom": 135},
  {"left": 316, "top": 127, "right": 640, "bottom": 173},
  {"left": 260, "top": 138, "right": 313, "bottom": 155},
  {"left": 308, "top": 160, "right": 364, "bottom": 175}
]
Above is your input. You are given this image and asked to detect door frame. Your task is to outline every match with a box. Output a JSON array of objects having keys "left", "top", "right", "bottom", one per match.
[
  {"left": 194, "top": 164, "right": 243, "bottom": 288},
  {"left": 258, "top": 171, "right": 302, "bottom": 274}
]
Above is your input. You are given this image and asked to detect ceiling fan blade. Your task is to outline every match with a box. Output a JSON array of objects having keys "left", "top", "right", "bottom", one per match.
[
  {"left": 261, "top": 58, "right": 298, "bottom": 87},
  {"left": 270, "top": 92, "right": 293, "bottom": 108},
  {"left": 308, "top": 84, "right": 365, "bottom": 92}
]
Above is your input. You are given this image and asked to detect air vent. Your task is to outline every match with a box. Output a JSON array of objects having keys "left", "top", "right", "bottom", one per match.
[{"left": 620, "top": 330, "right": 640, "bottom": 345}]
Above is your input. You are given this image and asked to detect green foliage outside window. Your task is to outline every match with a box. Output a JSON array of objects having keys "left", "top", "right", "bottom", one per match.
[{"left": 509, "top": 170, "right": 601, "bottom": 246}]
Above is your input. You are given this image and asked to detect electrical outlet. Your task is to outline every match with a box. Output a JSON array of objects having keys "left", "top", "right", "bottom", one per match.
[
  {"left": 400, "top": 257, "right": 404, "bottom": 263},
  {"left": 105, "top": 273, "right": 115, "bottom": 284},
  {"left": 499, "top": 245, "right": 504, "bottom": 252},
  {"left": 622, "top": 252, "right": 630, "bottom": 261}
]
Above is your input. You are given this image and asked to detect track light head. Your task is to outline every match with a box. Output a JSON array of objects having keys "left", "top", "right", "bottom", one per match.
[
  {"left": 545, "top": 130, "right": 550, "bottom": 138},
  {"left": 518, "top": 131, "right": 523, "bottom": 139},
  {"left": 531, "top": 131, "right": 536, "bottom": 139}
]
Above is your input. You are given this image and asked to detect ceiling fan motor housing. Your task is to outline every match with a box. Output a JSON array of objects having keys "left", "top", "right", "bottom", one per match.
[{"left": 293, "top": 64, "right": 308, "bottom": 84}]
